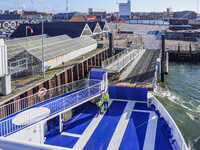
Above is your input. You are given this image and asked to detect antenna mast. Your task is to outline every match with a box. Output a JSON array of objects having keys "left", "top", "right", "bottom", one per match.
[{"left": 66, "top": 0, "right": 68, "bottom": 22}]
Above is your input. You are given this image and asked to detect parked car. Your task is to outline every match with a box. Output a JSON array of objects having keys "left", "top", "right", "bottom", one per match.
[
  {"left": 10, "top": 29, "right": 15, "bottom": 33},
  {"left": 5, "top": 29, "right": 11, "bottom": 33},
  {"left": 1, "top": 32, "right": 8, "bottom": 38}
]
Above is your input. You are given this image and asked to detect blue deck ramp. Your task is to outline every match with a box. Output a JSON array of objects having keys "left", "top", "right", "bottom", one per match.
[{"left": 83, "top": 101, "right": 127, "bottom": 150}]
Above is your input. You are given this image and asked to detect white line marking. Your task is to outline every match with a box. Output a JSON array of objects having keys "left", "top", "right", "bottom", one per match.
[
  {"left": 143, "top": 112, "right": 158, "bottom": 150},
  {"left": 112, "top": 99, "right": 146, "bottom": 104},
  {"left": 107, "top": 101, "right": 136, "bottom": 150},
  {"left": 133, "top": 109, "right": 153, "bottom": 113},
  {"left": 61, "top": 132, "right": 81, "bottom": 138},
  {"left": 73, "top": 99, "right": 113, "bottom": 150}
]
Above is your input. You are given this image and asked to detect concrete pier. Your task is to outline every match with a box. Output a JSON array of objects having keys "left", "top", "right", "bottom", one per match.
[{"left": 1, "top": 75, "right": 11, "bottom": 96}]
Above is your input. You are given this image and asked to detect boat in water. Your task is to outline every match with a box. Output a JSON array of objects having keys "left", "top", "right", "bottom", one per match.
[{"left": 0, "top": 68, "right": 187, "bottom": 150}]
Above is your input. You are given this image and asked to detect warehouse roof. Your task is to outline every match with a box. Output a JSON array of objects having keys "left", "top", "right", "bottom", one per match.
[
  {"left": 5, "top": 35, "right": 47, "bottom": 46},
  {"left": 27, "top": 36, "right": 97, "bottom": 61},
  {"left": 10, "top": 22, "right": 93, "bottom": 38},
  {"left": 6, "top": 35, "right": 71, "bottom": 59},
  {"left": 99, "top": 22, "right": 110, "bottom": 32},
  {"left": 86, "top": 22, "right": 102, "bottom": 34}
]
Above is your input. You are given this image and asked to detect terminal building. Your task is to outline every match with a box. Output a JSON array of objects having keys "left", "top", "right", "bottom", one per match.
[{"left": 119, "top": 0, "right": 131, "bottom": 19}]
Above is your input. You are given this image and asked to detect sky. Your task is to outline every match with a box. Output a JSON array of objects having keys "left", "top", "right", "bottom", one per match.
[{"left": 0, "top": 0, "right": 199, "bottom": 13}]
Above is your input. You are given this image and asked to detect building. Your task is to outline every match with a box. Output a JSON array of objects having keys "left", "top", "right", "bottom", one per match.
[
  {"left": 10, "top": 22, "right": 93, "bottom": 38},
  {"left": 88, "top": 8, "right": 93, "bottom": 15},
  {"left": 0, "top": 14, "right": 21, "bottom": 20},
  {"left": 21, "top": 11, "right": 41, "bottom": 19},
  {"left": 173, "top": 11, "right": 197, "bottom": 20},
  {"left": 89, "top": 12, "right": 107, "bottom": 21},
  {"left": 0, "top": 10, "right": 3, "bottom": 14},
  {"left": 70, "top": 15, "right": 87, "bottom": 22},
  {"left": 119, "top": 0, "right": 131, "bottom": 19}
]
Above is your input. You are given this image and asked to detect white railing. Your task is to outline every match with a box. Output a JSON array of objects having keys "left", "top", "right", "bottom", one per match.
[
  {"left": 0, "top": 137, "right": 69, "bottom": 150},
  {"left": 150, "top": 93, "right": 188, "bottom": 150},
  {"left": 102, "top": 47, "right": 135, "bottom": 68},
  {"left": 0, "top": 79, "right": 100, "bottom": 120},
  {"left": 0, "top": 80, "right": 104, "bottom": 137},
  {"left": 102, "top": 48, "right": 143, "bottom": 72},
  {"left": 9, "top": 58, "right": 28, "bottom": 75}
]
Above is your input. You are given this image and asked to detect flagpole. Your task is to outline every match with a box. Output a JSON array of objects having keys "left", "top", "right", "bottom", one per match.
[
  {"left": 42, "top": 18, "right": 45, "bottom": 78},
  {"left": 26, "top": 26, "right": 28, "bottom": 50}
]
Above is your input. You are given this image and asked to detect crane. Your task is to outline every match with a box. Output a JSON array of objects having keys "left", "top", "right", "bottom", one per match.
[{"left": 66, "top": 0, "right": 68, "bottom": 22}]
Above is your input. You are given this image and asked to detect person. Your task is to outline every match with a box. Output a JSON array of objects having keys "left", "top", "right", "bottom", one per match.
[
  {"left": 102, "top": 91, "right": 110, "bottom": 111},
  {"left": 96, "top": 97, "right": 103, "bottom": 117}
]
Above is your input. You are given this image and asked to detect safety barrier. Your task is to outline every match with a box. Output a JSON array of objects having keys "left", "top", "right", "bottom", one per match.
[
  {"left": 150, "top": 94, "right": 188, "bottom": 150},
  {"left": 8, "top": 58, "right": 28, "bottom": 75},
  {"left": 102, "top": 47, "right": 142, "bottom": 72},
  {"left": 0, "top": 80, "right": 104, "bottom": 137},
  {"left": 0, "top": 79, "right": 100, "bottom": 120}
]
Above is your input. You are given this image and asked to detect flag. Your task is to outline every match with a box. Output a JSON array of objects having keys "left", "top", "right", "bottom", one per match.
[{"left": 27, "top": 26, "right": 33, "bottom": 34}]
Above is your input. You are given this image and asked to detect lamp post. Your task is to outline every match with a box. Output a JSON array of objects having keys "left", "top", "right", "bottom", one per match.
[{"left": 42, "top": 19, "right": 45, "bottom": 78}]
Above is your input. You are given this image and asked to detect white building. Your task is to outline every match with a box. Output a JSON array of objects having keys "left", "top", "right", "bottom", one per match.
[{"left": 119, "top": 0, "right": 131, "bottom": 19}]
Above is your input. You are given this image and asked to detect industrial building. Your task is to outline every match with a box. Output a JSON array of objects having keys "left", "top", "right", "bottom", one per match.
[
  {"left": 173, "top": 11, "right": 197, "bottom": 20},
  {"left": 119, "top": 0, "right": 131, "bottom": 19},
  {"left": 5, "top": 34, "right": 99, "bottom": 73},
  {"left": 10, "top": 22, "right": 93, "bottom": 38},
  {"left": 10, "top": 22, "right": 109, "bottom": 39}
]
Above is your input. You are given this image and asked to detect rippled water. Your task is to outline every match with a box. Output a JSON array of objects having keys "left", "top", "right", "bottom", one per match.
[{"left": 153, "top": 62, "right": 200, "bottom": 150}]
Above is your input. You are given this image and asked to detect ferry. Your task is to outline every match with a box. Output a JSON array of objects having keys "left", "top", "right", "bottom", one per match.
[{"left": 0, "top": 68, "right": 188, "bottom": 150}]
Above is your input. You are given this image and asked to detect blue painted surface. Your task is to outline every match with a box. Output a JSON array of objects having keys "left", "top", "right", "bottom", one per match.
[
  {"left": 119, "top": 112, "right": 140, "bottom": 150},
  {"left": 63, "top": 103, "right": 97, "bottom": 135},
  {"left": 83, "top": 101, "right": 127, "bottom": 150},
  {"left": 108, "top": 86, "right": 148, "bottom": 101},
  {"left": 44, "top": 134, "right": 79, "bottom": 148},
  {"left": 134, "top": 102, "right": 156, "bottom": 111},
  {"left": 132, "top": 111, "right": 150, "bottom": 150},
  {"left": 154, "top": 118, "right": 174, "bottom": 150},
  {"left": 89, "top": 69, "right": 107, "bottom": 81}
]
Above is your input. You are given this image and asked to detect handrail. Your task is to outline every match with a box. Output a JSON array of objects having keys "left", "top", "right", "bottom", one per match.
[
  {"left": 150, "top": 93, "right": 188, "bottom": 150},
  {"left": 102, "top": 47, "right": 142, "bottom": 72},
  {"left": 0, "top": 80, "right": 104, "bottom": 137},
  {"left": 102, "top": 47, "right": 135, "bottom": 68},
  {"left": 0, "top": 79, "right": 100, "bottom": 120}
]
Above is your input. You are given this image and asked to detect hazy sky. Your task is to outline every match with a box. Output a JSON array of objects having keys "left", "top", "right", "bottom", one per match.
[{"left": 0, "top": 0, "right": 199, "bottom": 13}]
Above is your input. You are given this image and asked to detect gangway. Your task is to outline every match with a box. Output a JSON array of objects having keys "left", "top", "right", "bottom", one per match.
[
  {"left": 102, "top": 47, "right": 143, "bottom": 73},
  {"left": 0, "top": 69, "right": 107, "bottom": 141}
]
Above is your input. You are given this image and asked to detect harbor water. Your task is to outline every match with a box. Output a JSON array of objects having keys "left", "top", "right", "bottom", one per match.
[{"left": 154, "top": 62, "right": 200, "bottom": 150}]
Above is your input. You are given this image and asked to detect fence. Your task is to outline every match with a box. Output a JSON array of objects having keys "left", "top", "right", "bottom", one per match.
[
  {"left": 9, "top": 58, "right": 28, "bottom": 75},
  {"left": 0, "top": 79, "right": 100, "bottom": 120},
  {"left": 167, "top": 45, "right": 199, "bottom": 51},
  {"left": 102, "top": 47, "right": 142, "bottom": 72},
  {"left": 0, "top": 80, "right": 103, "bottom": 137}
]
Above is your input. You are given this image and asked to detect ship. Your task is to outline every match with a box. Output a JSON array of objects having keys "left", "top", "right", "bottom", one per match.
[{"left": 0, "top": 68, "right": 188, "bottom": 150}]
